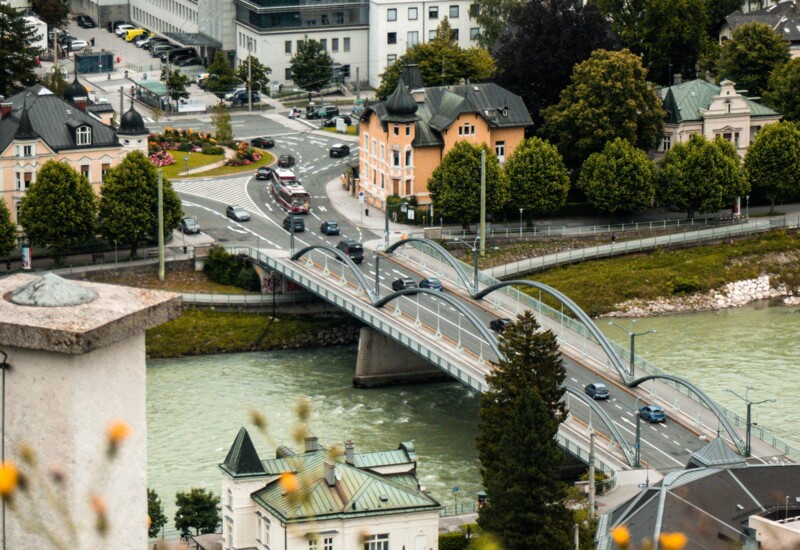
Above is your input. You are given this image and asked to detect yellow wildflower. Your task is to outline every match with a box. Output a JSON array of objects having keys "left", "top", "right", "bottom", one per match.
[
  {"left": 107, "top": 420, "right": 132, "bottom": 444},
  {"left": 0, "top": 462, "right": 18, "bottom": 496},
  {"left": 611, "top": 525, "right": 631, "bottom": 548},
  {"left": 280, "top": 472, "right": 299, "bottom": 493},
  {"left": 659, "top": 532, "right": 688, "bottom": 550}
]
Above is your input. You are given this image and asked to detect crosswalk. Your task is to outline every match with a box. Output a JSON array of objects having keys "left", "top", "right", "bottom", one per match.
[{"left": 171, "top": 175, "right": 262, "bottom": 215}]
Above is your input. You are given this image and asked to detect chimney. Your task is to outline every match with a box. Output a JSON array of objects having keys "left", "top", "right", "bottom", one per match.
[
  {"left": 1, "top": 103, "right": 12, "bottom": 118},
  {"left": 459, "top": 78, "right": 466, "bottom": 86},
  {"left": 673, "top": 73, "right": 682, "bottom": 85},
  {"left": 705, "top": 70, "right": 714, "bottom": 83},
  {"left": 304, "top": 436, "right": 320, "bottom": 453},
  {"left": 324, "top": 460, "right": 336, "bottom": 487},
  {"left": 345, "top": 439, "right": 355, "bottom": 465},
  {"left": 74, "top": 96, "right": 88, "bottom": 111}
]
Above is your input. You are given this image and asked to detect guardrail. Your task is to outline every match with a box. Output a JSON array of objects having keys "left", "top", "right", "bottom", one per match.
[
  {"left": 438, "top": 503, "right": 477, "bottom": 517},
  {"left": 181, "top": 292, "right": 314, "bottom": 306}
]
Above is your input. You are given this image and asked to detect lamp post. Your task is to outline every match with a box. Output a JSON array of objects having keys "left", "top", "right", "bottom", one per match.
[
  {"left": 608, "top": 320, "right": 656, "bottom": 378},
  {"left": 374, "top": 249, "right": 381, "bottom": 299},
  {"left": 183, "top": 156, "right": 188, "bottom": 174},
  {"left": 384, "top": 201, "right": 406, "bottom": 251},
  {"left": 454, "top": 236, "right": 480, "bottom": 291},
  {"left": 246, "top": 38, "right": 253, "bottom": 113},
  {"left": 519, "top": 208, "right": 524, "bottom": 236},
  {"left": 746, "top": 195, "right": 750, "bottom": 220},
  {"left": 633, "top": 396, "right": 643, "bottom": 467},
  {"left": 724, "top": 386, "right": 775, "bottom": 458}
]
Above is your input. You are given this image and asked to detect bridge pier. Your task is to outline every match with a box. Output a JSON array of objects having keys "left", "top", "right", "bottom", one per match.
[{"left": 354, "top": 328, "right": 451, "bottom": 387}]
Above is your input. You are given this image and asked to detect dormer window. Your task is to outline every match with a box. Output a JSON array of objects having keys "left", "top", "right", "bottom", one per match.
[
  {"left": 76, "top": 126, "right": 91, "bottom": 145},
  {"left": 501, "top": 107, "right": 508, "bottom": 117}
]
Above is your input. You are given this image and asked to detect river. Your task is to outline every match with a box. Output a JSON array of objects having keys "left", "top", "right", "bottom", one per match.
[{"left": 147, "top": 300, "right": 800, "bottom": 537}]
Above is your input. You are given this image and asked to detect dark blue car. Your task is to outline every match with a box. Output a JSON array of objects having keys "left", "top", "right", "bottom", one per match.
[
  {"left": 419, "top": 278, "right": 443, "bottom": 291},
  {"left": 639, "top": 405, "right": 667, "bottom": 423}
]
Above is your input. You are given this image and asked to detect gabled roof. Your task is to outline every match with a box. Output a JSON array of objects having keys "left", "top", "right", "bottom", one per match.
[
  {"left": 659, "top": 79, "right": 779, "bottom": 123},
  {"left": 687, "top": 437, "right": 747, "bottom": 469},
  {"left": 220, "top": 427, "right": 266, "bottom": 478},
  {"left": 725, "top": 1, "right": 800, "bottom": 42}
]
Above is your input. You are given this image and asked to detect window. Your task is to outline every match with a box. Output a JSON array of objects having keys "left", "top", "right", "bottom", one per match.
[
  {"left": 381, "top": 173, "right": 385, "bottom": 188},
  {"left": 364, "top": 534, "right": 389, "bottom": 550},
  {"left": 285, "top": 68, "right": 292, "bottom": 80},
  {"left": 320, "top": 38, "right": 327, "bottom": 50},
  {"left": 101, "top": 163, "right": 110, "bottom": 181},
  {"left": 76, "top": 126, "right": 91, "bottom": 146},
  {"left": 662, "top": 135, "right": 671, "bottom": 152},
  {"left": 405, "top": 179, "right": 412, "bottom": 195},
  {"left": 335, "top": 11, "right": 344, "bottom": 23},
  {"left": 324, "top": 537, "right": 333, "bottom": 550},
  {"left": 450, "top": 5, "right": 459, "bottom": 17},
  {"left": 297, "top": 40, "right": 303, "bottom": 51},
  {"left": 364, "top": 132, "right": 369, "bottom": 149},
  {"left": 332, "top": 38, "right": 339, "bottom": 51},
  {"left": 285, "top": 40, "right": 292, "bottom": 53},
  {"left": 407, "top": 31, "right": 419, "bottom": 46},
  {"left": 453, "top": 29, "right": 459, "bottom": 39},
  {"left": 321, "top": 13, "right": 329, "bottom": 24},
  {"left": 15, "top": 172, "right": 33, "bottom": 191},
  {"left": 405, "top": 149, "right": 412, "bottom": 165},
  {"left": 227, "top": 489, "right": 233, "bottom": 510},
  {"left": 392, "top": 149, "right": 400, "bottom": 166},
  {"left": 372, "top": 138, "right": 377, "bottom": 157},
  {"left": 429, "top": 30, "right": 436, "bottom": 40},
  {"left": 309, "top": 540, "right": 319, "bottom": 550},
  {"left": 380, "top": 143, "right": 385, "bottom": 160},
  {"left": 469, "top": 3, "right": 479, "bottom": 16},
  {"left": 23, "top": 145, "right": 32, "bottom": 157},
  {"left": 80, "top": 164, "right": 90, "bottom": 180},
  {"left": 263, "top": 517, "right": 270, "bottom": 545},
  {"left": 387, "top": 54, "right": 397, "bottom": 65},
  {"left": 408, "top": 6, "right": 418, "bottom": 19},
  {"left": 344, "top": 37, "right": 350, "bottom": 51},
  {"left": 405, "top": 124, "right": 411, "bottom": 136},
  {"left": 429, "top": 5, "right": 438, "bottom": 18},
  {"left": 495, "top": 141, "right": 506, "bottom": 162},
  {"left": 387, "top": 32, "right": 396, "bottom": 44},
  {"left": 387, "top": 8, "right": 396, "bottom": 20},
  {"left": 393, "top": 124, "right": 399, "bottom": 136},
  {"left": 392, "top": 179, "right": 400, "bottom": 194},
  {"left": 724, "top": 100, "right": 731, "bottom": 113},
  {"left": 470, "top": 27, "right": 479, "bottom": 40}
]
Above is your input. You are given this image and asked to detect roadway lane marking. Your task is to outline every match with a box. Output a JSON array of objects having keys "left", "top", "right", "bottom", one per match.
[
  {"left": 673, "top": 440, "right": 680, "bottom": 445},
  {"left": 615, "top": 404, "right": 623, "bottom": 410},
  {"left": 317, "top": 206, "right": 327, "bottom": 212},
  {"left": 264, "top": 203, "right": 273, "bottom": 211},
  {"left": 570, "top": 377, "right": 578, "bottom": 383},
  {"left": 661, "top": 433, "right": 670, "bottom": 439},
  {"left": 650, "top": 425, "right": 658, "bottom": 431},
  {"left": 614, "top": 418, "right": 685, "bottom": 467},
  {"left": 228, "top": 226, "right": 248, "bottom": 234}
]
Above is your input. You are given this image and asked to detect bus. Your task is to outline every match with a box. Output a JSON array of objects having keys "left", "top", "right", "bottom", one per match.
[{"left": 271, "top": 168, "right": 311, "bottom": 213}]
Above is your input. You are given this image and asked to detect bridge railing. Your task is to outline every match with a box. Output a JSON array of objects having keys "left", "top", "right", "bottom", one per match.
[{"left": 557, "top": 432, "right": 618, "bottom": 492}]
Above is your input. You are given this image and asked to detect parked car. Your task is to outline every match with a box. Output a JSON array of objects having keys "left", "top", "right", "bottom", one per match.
[
  {"left": 170, "top": 54, "right": 194, "bottom": 64},
  {"left": 310, "top": 105, "right": 339, "bottom": 119},
  {"left": 489, "top": 318, "right": 512, "bottom": 332},
  {"left": 223, "top": 87, "right": 246, "bottom": 100},
  {"left": 58, "top": 35, "right": 78, "bottom": 47},
  {"left": 125, "top": 28, "right": 147, "bottom": 42},
  {"left": 115, "top": 24, "right": 136, "bottom": 36},
  {"left": 230, "top": 90, "right": 260, "bottom": 106},
  {"left": 283, "top": 216, "right": 305, "bottom": 232},
  {"left": 179, "top": 217, "right": 200, "bottom": 234},
  {"left": 392, "top": 277, "right": 416, "bottom": 291},
  {"left": 329, "top": 143, "right": 350, "bottom": 158},
  {"left": 584, "top": 383, "right": 610, "bottom": 400},
  {"left": 639, "top": 405, "right": 667, "bottom": 423},
  {"left": 255, "top": 166, "right": 273, "bottom": 180},
  {"left": 151, "top": 43, "right": 177, "bottom": 57},
  {"left": 175, "top": 57, "right": 203, "bottom": 67},
  {"left": 76, "top": 15, "right": 96, "bottom": 28},
  {"left": 167, "top": 47, "right": 197, "bottom": 63},
  {"left": 419, "top": 278, "right": 443, "bottom": 291},
  {"left": 107, "top": 20, "right": 129, "bottom": 33},
  {"left": 66, "top": 40, "right": 89, "bottom": 52},
  {"left": 320, "top": 221, "right": 340, "bottom": 235},
  {"left": 250, "top": 137, "right": 275, "bottom": 149},
  {"left": 323, "top": 115, "right": 352, "bottom": 127},
  {"left": 134, "top": 34, "right": 156, "bottom": 47},
  {"left": 145, "top": 37, "right": 170, "bottom": 50},
  {"left": 226, "top": 205, "right": 250, "bottom": 222},
  {"left": 278, "top": 154, "right": 296, "bottom": 168},
  {"left": 336, "top": 239, "right": 364, "bottom": 263}
]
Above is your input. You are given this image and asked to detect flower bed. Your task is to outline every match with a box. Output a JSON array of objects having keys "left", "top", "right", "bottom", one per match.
[
  {"left": 150, "top": 151, "right": 176, "bottom": 167},
  {"left": 224, "top": 142, "right": 263, "bottom": 167},
  {"left": 148, "top": 128, "right": 221, "bottom": 166}
]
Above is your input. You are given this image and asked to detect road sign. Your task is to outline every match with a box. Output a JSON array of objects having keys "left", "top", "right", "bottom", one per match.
[
  {"left": 358, "top": 191, "right": 364, "bottom": 204},
  {"left": 453, "top": 486, "right": 459, "bottom": 494}
]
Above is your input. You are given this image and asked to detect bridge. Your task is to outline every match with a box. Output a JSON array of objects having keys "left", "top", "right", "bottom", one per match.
[{"left": 223, "top": 238, "right": 798, "bottom": 485}]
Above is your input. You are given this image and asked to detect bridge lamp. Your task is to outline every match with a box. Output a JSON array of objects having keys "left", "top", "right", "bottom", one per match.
[
  {"left": 453, "top": 236, "right": 481, "bottom": 292},
  {"left": 724, "top": 387, "right": 775, "bottom": 458},
  {"left": 608, "top": 320, "right": 656, "bottom": 379}
]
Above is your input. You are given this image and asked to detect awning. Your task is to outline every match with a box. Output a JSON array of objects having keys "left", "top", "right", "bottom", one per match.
[{"left": 164, "top": 32, "right": 222, "bottom": 48}]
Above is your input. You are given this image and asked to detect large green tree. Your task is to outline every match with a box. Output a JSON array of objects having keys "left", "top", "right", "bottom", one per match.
[
  {"left": 290, "top": 37, "right": 334, "bottom": 93},
  {"left": 236, "top": 55, "right": 271, "bottom": 93},
  {"left": 0, "top": 4, "right": 42, "bottom": 97},
  {"left": 504, "top": 137, "right": 570, "bottom": 223},
  {"left": 31, "top": 0, "right": 69, "bottom": 29},
  {"left": 376, "top": 19, "right": 494, "bottom": 99},
  {"left": 148, "top": 488, "right": 168, "bottom": 539},
  {"left": 744, "top": 121, "right": 800, "bottom": 214},
  {"left": 98, "top": 151, "right": 183, "bottom": 258},
  {"left": 657, "top": 134, "right": 749, "bottom": 218},
  {"left": 174, "top": 488, "right": 220, "bottom": 536},
  {"left": 0, "top": 197, "right": 16, "bottom": 259},
  {"left": 18, "top": 160, "right": 96, "bottom": 263},
  {"left": 764, "top": 58, "right": 800, "bottom": 122},
  {"left": 205, "top": 52, "right": 239, "bottom": 94},
  {"left": 476, "top": 312, "right": 572, "bottom": 550},
  {"left": 578, "top": 138, "right": 656, "bottom": 217},
  {"left": 160, "top": 68, "right": 191, "bottom": 111},
  {"left": 492, "top": 0, "right": 618, "bottom": 125},
  {"left": 717, "top": 22, "right": 790, "bottom": 97},
  {"left": 474, "top": 0, "right": 520, "bottom": 50},
  {"left": 428, "top": 141, "right": 510, "bottom": 228},
  {"left": 541, "top": 49, "right": 665, "bottom": 167}
]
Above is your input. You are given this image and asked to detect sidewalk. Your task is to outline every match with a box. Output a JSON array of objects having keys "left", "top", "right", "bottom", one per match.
[{"left": 325, "top": 178, "right": 417, "bottom": 240}]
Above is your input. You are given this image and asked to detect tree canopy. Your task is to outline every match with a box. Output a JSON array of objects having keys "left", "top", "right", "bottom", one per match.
[
  {"left": 211, "top": 102, "right": 233, "bottom": 145},
  {"left": 31, "top": 0, "right": 69, "bottom": 29},
  {"left": 541, "top": 49, "right": 665, "bottom": 167},
  {"left": 18, "top": 160, "right": 97, "bottom": 263},
  {"left": 504, "top": 137, "right": 570, "bottom": 222},
  {"left": 578, "top": 138, "right": 656, "bottom": 217},
  {"left": 492, "top": 0, "right": 618, "bottom": 125},
  {"left": 148, "top": 489, "right": 168, "bottom": 539},
  {"left": 428, "top": 141, "right": 510, "bottom": 228},
  {"left": 174, "top": 488, "right": 220, "bottom": 536},
  {"left": 474, "top": 0, "right": 520, "bottom": 50},
  {"left": 236, "top": 55, "right": 271, "bottom": 93},
  {"left": 764, "top": 57, "right": 800, "bottom": 121},
  {"left": 0, "top": 197, "right": 16, "bottom": 259},
  {"left": 718, "top": 22, "right": 790, "bottom": 97},
  {"left": 98, "top": 151, "right": 183, "bottom": 258},
  {"left": 657, "top": 134, "right": 749, "bottom": 218},
  {"left": 476, "top": 312, "right": 572, "bottom": 550},
  {"left": 290, "top": 37, "right": 334, "bottom": 93},
  {"left": 205, "top": 52, "right": 239, "bottom": 93},
  {"left": 0, "top": 4, "right": 42, "bottom": 97},
  {"left": 744, "top": 121, "right": 800, "bottom": 214},
  {"left": 160, "top": 68, "right": 191, "bottom": 110},
  {"left": 376, "top": 19, "right": 495, "bottom": 99}
]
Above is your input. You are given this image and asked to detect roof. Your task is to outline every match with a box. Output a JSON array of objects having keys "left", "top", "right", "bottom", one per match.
[
  {"left": 687, "top": 437, "right": 748, "bottom": 469},
  {"left": 725, "top": 1, "right": 800, "bottom": 42},
  {"left": 659, "top": 79, "right": 779, "bottom": 124},
  {"left": 220, "top": 427, "right": 266, "bottom": 478}
]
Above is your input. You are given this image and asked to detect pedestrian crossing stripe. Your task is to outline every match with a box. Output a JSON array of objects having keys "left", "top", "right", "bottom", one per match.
[{"left": 172, "top": 176, "right": 261, "bottom": 213}]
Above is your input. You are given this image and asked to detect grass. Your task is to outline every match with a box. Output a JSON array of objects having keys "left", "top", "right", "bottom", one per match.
[
  {"left": 160, "top": 151, "right": 224, "bottom": 179},
  {"left": 527, "top": 230, "right": 800, "bottom": 317},
  {"left": 322, "top": 125, "right": 358, "bottom": 136},
  {"left": 191, "top": 150, "right": 275, "bottom": 178},
  {"left": 78, "top": 263, "right": 254, "bottom": 294}
]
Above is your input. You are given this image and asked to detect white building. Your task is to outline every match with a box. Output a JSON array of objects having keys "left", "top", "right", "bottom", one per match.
[{"left": 220, "top": 429, "right": 441, "bottom": 550}]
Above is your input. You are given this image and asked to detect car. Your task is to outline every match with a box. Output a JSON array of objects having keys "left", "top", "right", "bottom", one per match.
[
  {"left": 255, "top": 166, "right": 273, "bottom": 180},
  {"left": 135, "top": 34, "right": 156, "bottom": 47},
  {"left": 170, "top": 54, "right": 194, "bottom": 64},
  {"left": 639, "top": 405, "right": 667, "bottom": 423},
  {"left": 323, "top": 115, "right": 353, "bottom": 127},
  {"left": 58, "top": 35, "right": 78, "bottom": 46},
  {"left": 489, "top": 318, "right": 513, "bottom": 332},
  {"left": 319, "top": 221, "right": 340, "bottom": 236},
  {"left": 329, "top": 143, "right": 350, "bottom": 158},
  {"left": 250, "top": 137, "right": 275, "bottom": 149},
  {"left": 226, "top": 205, "right": 250, "bottom": 222},
  {"left": 278, "top": 154, "right": 296, "bottom": 168},
  {"left": 179, "top": 217, "right": 200, "bottom": 234},
  {"left": 48, "top": 27, "right": 67, "bottom": 41},
  {"left": 175, "top": 57, "right": 203, "bottom": 67},
  {"left": 336, "top": 239, "right": 364, "bottom": 263},
  {"left": 115, "top": 24, "right": 135, "bottom": 36},
  {"left": 107, "top": 20, "right": 129, "bottom": 33},
  {"left": 76, "top": 15, "right": 96, "bottom": 28},
  {"left": 585, "top": 383, "right": 610, "bottom": 400},
  {"left": 419, "top": 278, "right": 443, "bottom": 291},
  {"left": 145, "top": 37, "right": 170, "bottom": 50},
  {"left": 151, "top": 44, "right": 177, "bottom": 57},
  {"left": 66, "top": 40, "right": 88, "bottom": 52},
  {"left": 392, "top": 277, "right": 416, "bottom": 291},
  {"left": 125, "top": 28, "right": 147, "bottom": 42},
  {"left": 230, "top": 90, "right": 260, "bottom": 106},
  {"left": 167, "top": 47, "right": 197, "bottom": 63},
  {"left": 314, "top": 105, "right": 340, "bottom": 119},
  {"left": 223, "top": 87, "right": 247, "bottom": 101},
  {"left": 283, "top": 216, "right": 305, "bottom": 232}
]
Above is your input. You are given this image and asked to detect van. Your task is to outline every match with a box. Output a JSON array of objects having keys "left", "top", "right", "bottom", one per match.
[
  {"left": 125, "top": 28, "right": 147, "bottom": 42},
  {"left": 336, "top": 239, "right": 364, "bottom": 264}
]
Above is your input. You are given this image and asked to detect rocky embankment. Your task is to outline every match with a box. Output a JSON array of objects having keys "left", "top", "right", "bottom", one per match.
[
  {"left": 263, "top": 322, "right": 361, "bottom": 350},
  {"left": 606, "top": 275, "right": 798, "bottom": 317}
]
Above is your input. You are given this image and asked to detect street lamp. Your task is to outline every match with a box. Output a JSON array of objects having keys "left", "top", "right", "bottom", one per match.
[
  {"left": 374, "top": 248, "right": 381, "bottom": 299},
  {"left": 746, "top": 195, "right": 750, "bottom": 220},
  {"left": 724, "top": 386, "right": 775, "bottom": 458},
  {"left": 608, "top": 320, "right": 656, "bottom": 378},
  {"left": 453, "top": 236, "right": 480, "bottom": 291},
  {"left": 633, "top": 396, "right": 644, "bottom": 467},
  {"left": 519, "top": 208, "right": 524, "bottom": 237},
  {"left": 384, "top": 201, "right": 407, "bottom": 251}
]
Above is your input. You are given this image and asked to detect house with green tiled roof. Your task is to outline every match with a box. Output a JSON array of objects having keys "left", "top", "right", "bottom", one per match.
[
  {"left": 654, "top": 77, "right": 781, "bottom": 159},
  {"left": 220, "top": 428, "right": 441, "bottom": 550}
]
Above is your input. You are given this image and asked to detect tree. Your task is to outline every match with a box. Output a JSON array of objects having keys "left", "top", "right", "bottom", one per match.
[
  {"left": 205, "top": 52, "right": 239, "bottom": 94},
  {"left": 474, "top": 0, "right": 521, "bottom": 50},
  {"left": 0, "top": 4, "right": 42, "bottom": 97},
  {"left": 764, "top": 58, "right": 800, "bottom": 122},
  {"left": 18, "top": 160, "right": 96, "bottom": 263},
  {"left": 744, "top": 121, "right": 800, "bottom": 214},
  {"left": 656, "top": 134, "right": 749, "bottom": 218},
  {"left": 717, "top": 22, "right": 790, "bottom": 97},
  {"left": 31, "top": 0, "right": 69, "bottom": 29},
  {"left": 160, "top": 67, "right": 190, "bottom": 112},
  {"left": 476, "top": 312, "right": 572, "bottom": 550},
  {"left": 148, "top": 489, "right": 168, "bottom": 539},
  {"left": 428, "top": 141, "right": 510, "bottom": 228},
  {"left": 236, "top": 55, "right": 271, "bottom": 93},
  {"left": 174, "top": 488, "right": 220, "bottom": 536},
  {"left": 98, "top": 151, "right": 183, "bottom": 258},
  {"left": 541, "top": 49, "right": 665, "bottom": 167},
  {"left": 39, "top": 69, "right": 69, "bottom": 97},
  {"left": 376, "top": 19, "right": 494, "bottom": 99},
  {"left": 290, "top": 37, "right": 334, "bottom": 93},
  {"left": 578, "top": 138, "right": 656, "bottom": 217},
  {"left": 492, "top": 0, "right": 618, "bottom": 125},
  {"left": 504, "top": 137, "right": 570, "bottom": 223},
  {"left": 211, "top": 102, "right": 233, "bottom": 145},
  {"left": 0, "top": 197, "right": 16, "bottom": 260}
]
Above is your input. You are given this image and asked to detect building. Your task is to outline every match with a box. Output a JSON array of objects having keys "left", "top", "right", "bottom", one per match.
[
  {"left": 220, "top": 428, "right": 441, "bottom": 550},
  {"left": 0, "top": 79, "right": 148, "bottom": 224},
  {"left": 358, "top": 65, "right": 532, "bottom": 207},
  {"left": 23, "top": 15, "right": 47, "bottom": 53},
  {"left": 654, "top": 77, "right": 781, "bottom": 160},
  {"left": 721, "top": 0, "right": 800, "bottom": 58}
]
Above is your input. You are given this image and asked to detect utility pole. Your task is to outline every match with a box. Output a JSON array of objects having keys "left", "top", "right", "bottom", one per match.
[
  {"left": 247, "top": 42, "right": 253, "bottom": 112},
  {"left": 157, "top": 169, "right": 165, "bottom": 281},
  {"left": 588, "top": 430, "right": 596, "bottom": 520},
  {"left": 356, "top": 67, "right": 360, "bottom": 101},
  {"left": 119, "top": 87, "right": 124, "bottom": 124},
  {"left": 479, "top": 149, "right": 486, "bottom": 257}
]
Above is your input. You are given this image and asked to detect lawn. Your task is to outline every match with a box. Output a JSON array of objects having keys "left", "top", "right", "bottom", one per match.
[
  {"left": 160, "top": 151, "right": 224, "bottom": 179},
  {"left": 322, "top": 126, "right": 358, "bottom": 136},
  {"left": 191, "top": 150, "right": 275, "bottom": 177}
]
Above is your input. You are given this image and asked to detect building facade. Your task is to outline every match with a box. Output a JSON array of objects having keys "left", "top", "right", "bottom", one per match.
[{"left": 721, "top": 0, "right": 800, "bottom": 58}]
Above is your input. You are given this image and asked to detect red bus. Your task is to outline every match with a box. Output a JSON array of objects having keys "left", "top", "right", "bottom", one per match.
[{"left": 271, "top": 168, "right": 310, "bottom": 213}]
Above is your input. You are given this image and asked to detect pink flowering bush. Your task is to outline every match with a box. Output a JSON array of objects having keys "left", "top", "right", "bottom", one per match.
[
  {"left": 224, "top": 142, "right": 262, "bottom": 166},
  {"left": 149, "top": 151, "right": 176, "bottom": 167}
]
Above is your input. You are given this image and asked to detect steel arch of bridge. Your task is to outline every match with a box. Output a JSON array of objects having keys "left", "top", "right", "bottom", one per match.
[
  {"left": 629, "top": 374, "right": 746, "bottom": 455},
  {"left": 386, "top": 238, "right": 476, "bottom": 292},
  {"left": 563, "top": 387, "right": 636, "bottom": 466},
  {"left": 291, "top": 244, "right": 377, "bottom": 303},
  {"left": 373, "top": 287, "right": 503, "bottom": 360},
  {"left": 473, "top": 280, "right": 630, "bottom": 382}
]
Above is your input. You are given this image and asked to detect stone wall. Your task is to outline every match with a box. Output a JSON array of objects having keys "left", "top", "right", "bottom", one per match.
[{"left": 261, "top": 322, "right": 362, "bottom": 350}]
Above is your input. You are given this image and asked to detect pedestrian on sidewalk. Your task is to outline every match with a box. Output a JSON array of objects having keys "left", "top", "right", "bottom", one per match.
[
  {"left": 90, "top": 36, "right": 95, "bottom": 47},
  {"left": 611, "top": 232, "right": 617, "bottom": 244}
]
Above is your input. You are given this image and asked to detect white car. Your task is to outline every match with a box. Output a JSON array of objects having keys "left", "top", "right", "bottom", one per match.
[
  {"left": 115, "top": 24, "right": 135, "bottom": 36},
  {"left": 135, "top": 35, "right": 154, "bottom": 47},
  {"left": 67, "top": 39, "right": 88, "bottom": 51}
]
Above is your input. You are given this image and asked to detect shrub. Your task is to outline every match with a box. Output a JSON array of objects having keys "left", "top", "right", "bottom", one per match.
[
  {"left": 670, "top": 276, "right": 702, "bottom": 295},
  {"left": 177, "top": 141, "right": 194, "bottom": 152},
  {"left": 203, "top": 246, "right": 261, "bottom": 290},
  {"left": 439, "top": 532, "right": 467, "bottom": 550},
  {"left": 202, "top": 144, "right": 224, "bottom": 155}
]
